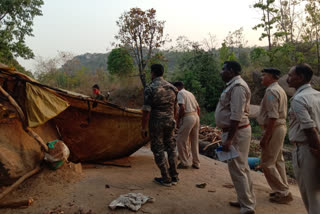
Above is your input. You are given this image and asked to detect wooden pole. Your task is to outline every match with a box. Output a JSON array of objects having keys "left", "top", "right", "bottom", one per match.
[
  {"left": 0, "top": 166, "right": 41, "bottom": 201},
  {"left": 0, "top": 85, "right": 48, "bottom": 152},
  {"left": 0, "top": 198, "right": 34, "bottom": 209}
]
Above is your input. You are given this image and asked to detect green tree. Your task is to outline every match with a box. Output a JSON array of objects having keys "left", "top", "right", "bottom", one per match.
[
  {"left": 219, "top": 42, "right": 237, "bottom": 66},
  {"left": 175, "top": 48, "right": 224, "bottom": 111},
  {"left": 250, "top": 47, "right": 269, "bottom": 66},
  {"left": 114, "top": 8, "right": 169, "bottom": 88},
  {"left": 107, "top": 48, "right": 134, "bottom": 78},
  {"left": 0, "top": 0, "right": 44, "bottom": 60},
  {"left": 253, "top": 0, "right": 279, "bottom": 50},
  {"left": 303, "top": 0, "right": 320, "bottom": 73}
]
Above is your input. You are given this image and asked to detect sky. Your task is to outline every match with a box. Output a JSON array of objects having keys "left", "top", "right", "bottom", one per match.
[{"left": 18, "top": 0, "right": 266, "bottom": 71}]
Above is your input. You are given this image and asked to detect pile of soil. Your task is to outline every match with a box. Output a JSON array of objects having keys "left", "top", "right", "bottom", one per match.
[{"left": 1, "top": 162, "right": 82, "bottom": 212}]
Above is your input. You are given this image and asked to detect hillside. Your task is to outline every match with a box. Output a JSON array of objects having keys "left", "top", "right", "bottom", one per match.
[
  {"left": 60, "top": 50, "right": 183, "bottom": 74},
  {"left": 61, "top": 53, "right": 110, "bottom": 73}
]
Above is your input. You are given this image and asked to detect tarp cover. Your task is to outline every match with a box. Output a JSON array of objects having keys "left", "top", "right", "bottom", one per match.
[{"left": 25, "top": 83, "right": 70, "bottom": 127}]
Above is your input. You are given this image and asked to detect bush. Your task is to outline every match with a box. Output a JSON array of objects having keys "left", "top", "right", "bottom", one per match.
[
  {"left": 250, "top": 118, "right": 262, "bottom": 139},
  {"left": 200, "top": 111, "right": 216, "bottom": 127}
]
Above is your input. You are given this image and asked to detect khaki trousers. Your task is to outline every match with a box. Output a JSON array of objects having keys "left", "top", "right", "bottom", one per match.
[
  {"left": 222, "top": 126, "right": 256, "bottom": 214},
  {"left": 293, "top": 144, "right": 320, "bottom": 214},
  {"left": 176, "top": 114, "right": 200, "bottom": 167},
  {"left": 261, "top": 125, "right": 289, "bottom": 195}
]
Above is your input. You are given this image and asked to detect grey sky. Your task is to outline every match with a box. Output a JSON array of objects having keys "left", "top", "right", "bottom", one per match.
[{"left": 18, "top": 0, "right": 264, "bottom": 71}]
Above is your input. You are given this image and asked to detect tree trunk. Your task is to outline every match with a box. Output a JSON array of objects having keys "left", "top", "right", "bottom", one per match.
[
  {"left": 316, "top": 31, "right": 320, "bottom": 75},
  {"left": 140, "top": 73, "right": 146, "bottom": 88},
  {"left": 267, "top": 10, "right": 272, "bottom": 51},
  {"left": 138, "top": 65, "right": 147, "bottom": 88}
]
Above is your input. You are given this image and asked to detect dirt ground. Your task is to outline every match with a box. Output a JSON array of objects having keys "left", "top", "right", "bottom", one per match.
[{"left": 1, "top": 147, "right": 306, "bottom": 214}]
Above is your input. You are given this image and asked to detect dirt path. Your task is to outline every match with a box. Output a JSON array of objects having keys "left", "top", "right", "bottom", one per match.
[{"left": 2, "top": 147, "right": 306, "bottom": 214}]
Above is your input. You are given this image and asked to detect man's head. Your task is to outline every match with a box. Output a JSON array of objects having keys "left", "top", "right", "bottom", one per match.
[
  {"left": 221, "top": 61, "right": 241, "bottom": 83},
  {"left": 150, "top": 64, "right": 164, "bottom": 80},
  {"left": 92, "top": 84, "right": 100, "bottom": 95},
  {"left": 287, "top": 63, "right": 313, "bottom": 89},
  {"left": 261, "top": 68, "right": 280, "bottom": 87},
  {"left": 173, "top": 81, "right": 184, "bottom": 91}
]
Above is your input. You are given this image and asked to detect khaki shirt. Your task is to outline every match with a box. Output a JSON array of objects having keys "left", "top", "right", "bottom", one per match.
[
  {"left": 177, "top": 89, "right": 199, "bottom": 113},
  {"left": 288, "top": 84, "right": 320, "bottom": 142},
  {"left": 257, "top": 82, "right": 287, "bottom": 126},
  {"left": 215, "top": 76, "right": 251, "bottom": 129}
]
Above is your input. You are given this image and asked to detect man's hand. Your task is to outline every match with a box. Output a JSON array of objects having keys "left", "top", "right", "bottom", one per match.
[
  {"left": 176, "top": 119, "right": 180, "bottom": 129},
  {"left": 309, "top": 140, "right": 320, "bottom": 161},
  {"left": 310, "top": 147, "right": 320, "bottom": 161},
  {"left": 141, "top": 129, "right": 148, "bottom": 139},
  {"left": 141, "top": 110, "right": 150, "bottom": 139},
  {"left": 304, "top": 127, "right": 320, "bottom": 161},
  {"left": 222, "top": 139, "right": 232, "bottom": 152}
]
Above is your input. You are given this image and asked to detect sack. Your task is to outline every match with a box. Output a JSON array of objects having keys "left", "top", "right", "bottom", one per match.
[{"left": 44, "top": 140, "right": 70, "bottom": 170}]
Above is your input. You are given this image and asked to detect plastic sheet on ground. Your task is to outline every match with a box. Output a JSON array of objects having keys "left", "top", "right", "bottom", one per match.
[{"left": 109, "top": 193, "right": 154, "bottom": 211}]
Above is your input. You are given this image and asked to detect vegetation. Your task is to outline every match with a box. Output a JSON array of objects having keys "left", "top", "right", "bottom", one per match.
[
  {"left": 0, "top": 0, "right": 43, "bottom": 76},
  {"left": 107, "top": 48, "right": 134, "bottom": 78},
  {"left": 2, "top": 2, "right": 319, "bottom": 114},
  {"left": 114, "top": 8, "right": 169, "bottom": 88},
  {"left": 0, "top": 0, "right": 43, "bottom": 60}
]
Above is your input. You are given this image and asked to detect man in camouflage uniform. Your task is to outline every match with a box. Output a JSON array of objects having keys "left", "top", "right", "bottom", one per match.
[{"left": 141, "top": 64, "right": 179, "bottom": 187}]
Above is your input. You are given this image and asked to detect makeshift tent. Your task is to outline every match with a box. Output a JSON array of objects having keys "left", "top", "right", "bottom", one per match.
[{"left": 0, "top": 63, "right": 148, "bottom": 185}]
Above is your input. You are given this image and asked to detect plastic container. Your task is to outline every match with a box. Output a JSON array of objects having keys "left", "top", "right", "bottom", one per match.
[{"left": 248, "top": 157, "right": 260, "bottom": 170}]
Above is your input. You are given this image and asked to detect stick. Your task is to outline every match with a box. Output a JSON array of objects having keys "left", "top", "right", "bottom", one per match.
[
  {"left": 203, "top": 140, "right": 221, "bottom": 151},
  {"left": 25, "top": 127, "right": 49, "bottom": 152},
  {"left": 0, "top": 198, "right": 34, "bottom": 209},
  {"left": 0, "top": 85, "right": 48, "bottom": 152},
  {"left": 0, "top": 166, "right": 41, "bottom": 201},
  {"left": 93, "top": 162, "right": 131, "bottom": 168}
]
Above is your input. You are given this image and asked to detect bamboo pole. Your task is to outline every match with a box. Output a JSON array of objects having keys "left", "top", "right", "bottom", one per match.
[
  {"left": 0, "top": 166, "right": 41, "bottom": 201},
  {"left": 0, "top": 85, "right": 48, "bottom": 152},
  {"left": 0, "top": 198, "right": 34, "bottom": 209}
]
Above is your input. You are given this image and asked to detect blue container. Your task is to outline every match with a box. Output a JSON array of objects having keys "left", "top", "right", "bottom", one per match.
[{"left": 248, "top": 157, "right": 260, "bottom": 170}]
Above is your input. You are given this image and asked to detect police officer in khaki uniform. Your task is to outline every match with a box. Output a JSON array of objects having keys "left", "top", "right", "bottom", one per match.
[
  {"left": 141, "top": 64, "right": 179, "bottom": 187},
  {"left": 215, "top": 61, "right": 256, "bottom": 214},
  {"left": 287, "top": 63, "right": 320, "bottom": 214},
  {"left": 257, "top": 68, "right": 292, "bottom": 203},
  {"left": 173, "top": 81, "right": 201, "bottom": 169}
]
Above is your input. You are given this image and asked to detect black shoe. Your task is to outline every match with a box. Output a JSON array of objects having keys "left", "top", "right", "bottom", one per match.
[
  {"left": 177, "top": 163, "right": 188, "bottom": 169},
  {"left": 153, "top": 177, "right": 172, "bottom": 187},
  {"left": 243, "top": 210, "right": 255, "bottom": 214},
  {"left": 269, "top": 192, "right": 278, "bottom": 197},
  {"left": 192, "top": 164, "right": 200, "bottom": 169},
  {"left": 171, "top": 177, "right": 179, "bottom": 185},
  {"left": 269, "top": 192, "right": 293, "bottom": 204},
  {"left": 229, "top": 201, "right": 241, "bottom": 208}
]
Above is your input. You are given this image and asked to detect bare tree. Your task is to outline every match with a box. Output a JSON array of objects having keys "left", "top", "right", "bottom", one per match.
[
  {"left": 224, "top": 28, "right": 248, "bottom": 58},
  {"left": 114, "top": 8, "right": 169, "bottom": 88},
  {"left": 202, "top": 33, "right": 219, "bottom": 51},
  {"left": 303, "top": 0, "right": 320, "bottom": 73}
]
